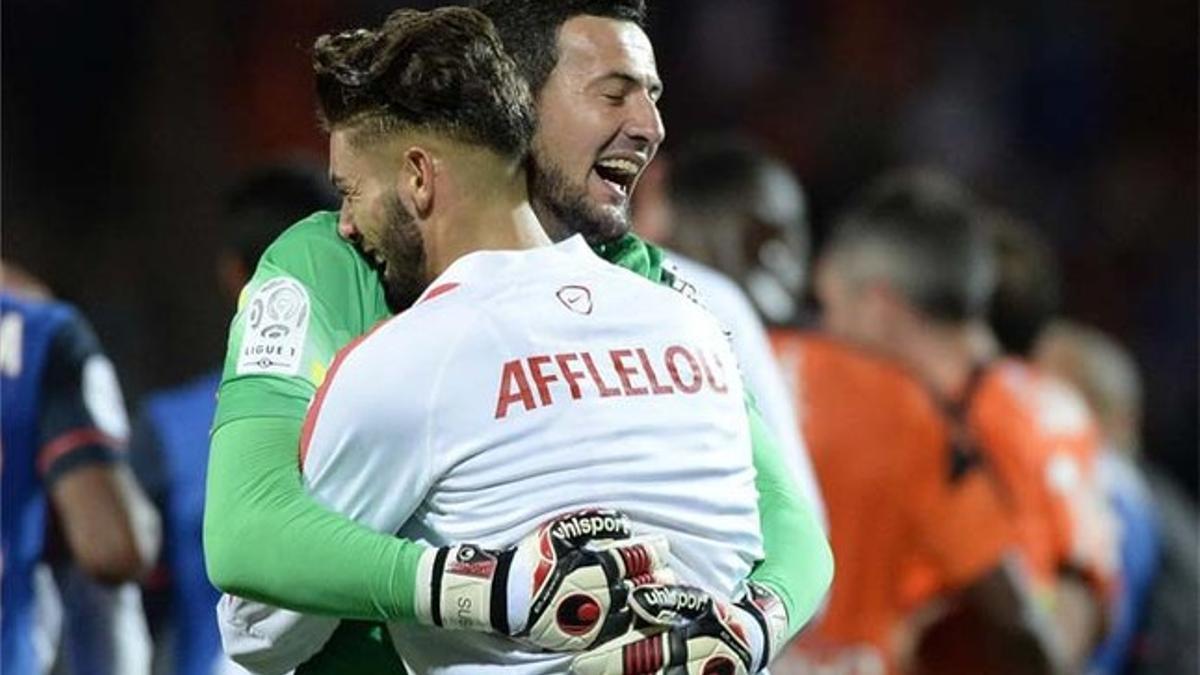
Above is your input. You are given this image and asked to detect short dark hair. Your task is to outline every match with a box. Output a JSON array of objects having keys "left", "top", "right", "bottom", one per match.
[
  {"left": 224, "top": 164, "right": 339, "bottom": 270},
  {"left": 827, "top": 169, "right": 994, "bottom": 322},
  {"left": 668, "top": 136, "right": 806, "bottom": 226},
  {"left": 474, "top": 0, "right": 647, "bottom": 97},
  {"left": 669, "top": 137, "right": 774, "bottom": 216},
  {"left": 984, "top": 211, "right": 1061, "bottom": 356},
  {"left": 313, "top": 7, "right": 534, "bottom": 160}
]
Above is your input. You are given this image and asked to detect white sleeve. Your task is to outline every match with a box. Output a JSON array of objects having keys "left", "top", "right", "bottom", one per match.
[
  {"left": 300, "top": 313, "right": 456, "bottom": 533},
  {"left": 727, "top": 305, "right": 827, "bottom": 531},
  {"left": 215, "top": 311, "right": 469, "bottom": 673},
  {"left": 685, "top": 269, "right": 828, "bottom": 531},
  {"left": 216, "top": 594, "right": 331, "bottom": 675}
]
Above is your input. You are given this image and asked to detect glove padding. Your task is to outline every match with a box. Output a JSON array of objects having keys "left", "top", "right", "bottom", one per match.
[
  {"left": 415, "top": 509, "right": 672, "bottom": 652},
  {"left": 570, "top": 581, "right": 789, "bottom": 674}
]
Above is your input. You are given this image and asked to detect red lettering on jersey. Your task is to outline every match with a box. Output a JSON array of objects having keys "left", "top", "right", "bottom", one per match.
[
  {"left": 528, "top": 355, "right": 559, "bottom": 406},
  {"left": 699, "top": 349, "right": 729, "bottom": 393},
  {"left": 611, "top": 349, "right": 649, "bottom": 396},
  {"left": 581, "top": 352, "right": 621, "bottom": 397},
  {"left": 637, "top": 347, "right": 674, "bottom": 395},
  {"left": 495, "top": 359, "right": 537, "bottom": 419},
  {"left": 665, "top": 346, "right": 704, "bottom": 394},
  {"left": 555, "top": 353, "right": 587, "bottom": 400}
]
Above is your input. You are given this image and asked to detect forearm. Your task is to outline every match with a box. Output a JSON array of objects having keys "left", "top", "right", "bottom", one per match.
[
  {"left": 745, "top": 400, "right": 834, "bottom": 636},
  {"left": 203, "top": 417, "right": 424, "bottom": 620}
]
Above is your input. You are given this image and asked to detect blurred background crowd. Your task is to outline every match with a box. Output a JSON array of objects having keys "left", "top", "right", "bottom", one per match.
[{"left": 2, "top": 0, "right": 1195, "bottom": 674}]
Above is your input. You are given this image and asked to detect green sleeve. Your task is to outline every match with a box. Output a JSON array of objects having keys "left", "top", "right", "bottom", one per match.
[
  {"left": 206, "top": 418, "right": 424, "bottom": 619},
  {"left": 745, "top": 396, "right": 834, "bottom": 636},
  {"left": 205, "top": 212, "right": 425, "bottom": 620}
]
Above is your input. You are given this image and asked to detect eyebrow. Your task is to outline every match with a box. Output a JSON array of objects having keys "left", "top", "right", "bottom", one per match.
[{"left": 597, "top": 72, "right": 664, "bottom": 100}]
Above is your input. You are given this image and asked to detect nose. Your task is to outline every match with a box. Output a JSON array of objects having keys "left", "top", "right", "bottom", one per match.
[
  {"left": 624, "top": 92, "right": 665, "bottom": 150},
  {"left": 337, "top": 205, "right": 359, "bottom": 240}
]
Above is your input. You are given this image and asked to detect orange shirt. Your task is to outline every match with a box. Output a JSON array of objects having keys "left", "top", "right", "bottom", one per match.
[
  {"left": 967, "top": 360, "right": 1116, "bottom": 598},
  {"left": 770, "top": 331, "right": 1016, "bottom": 674}
]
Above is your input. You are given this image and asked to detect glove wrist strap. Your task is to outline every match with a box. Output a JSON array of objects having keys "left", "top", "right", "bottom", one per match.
[
  {"left": 416, "top": 544, "right": 513, "bottom": 633},
  {"left": 737, "top": 581, "right": 790, "bottom": 671}
]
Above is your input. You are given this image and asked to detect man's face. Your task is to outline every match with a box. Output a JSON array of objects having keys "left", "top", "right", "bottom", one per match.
[
  {"left": 530, "top": 16, "right": 665, "bottom": 244},
  {"left": 329, "top": 129, "right": 428, "bottom": 311},
  {"left": 815, "top": 256, "right": 890, "bottom": 353}
]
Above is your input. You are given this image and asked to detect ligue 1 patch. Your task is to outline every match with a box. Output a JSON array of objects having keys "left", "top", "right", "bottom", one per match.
[{"left": 236, "top": 277, "right": 310, "bottom": 376}]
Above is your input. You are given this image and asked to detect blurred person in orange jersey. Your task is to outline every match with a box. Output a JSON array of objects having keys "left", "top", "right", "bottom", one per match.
[
  {"left": 982, "top": 213, "right": 1120, "bottom": 667},
  {"left": 767, "top": 172, "right": 1059, "bottom": 675},
  {"left": 805, "top": 169, "right": 1120, "bottom": 673}
]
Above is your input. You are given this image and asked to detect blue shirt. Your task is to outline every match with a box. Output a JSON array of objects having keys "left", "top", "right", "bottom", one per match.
[
  {"left": 134, "top": 370, "right": 222, "bottom": 675},
  {"left": 2, "top": 294, "right": 120, "bottom": 675}
]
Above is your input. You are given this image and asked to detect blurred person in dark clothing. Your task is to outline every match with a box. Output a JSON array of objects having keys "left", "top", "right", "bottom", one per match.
[
  {"left": 664, "top": 136, "right": 810, "bottom": 328},
  {"left": 1, "top": 272, "right": 161, "bottom": 675},
  {"left": 128, "top": 165, "right": 337, "bottom": 675},
  {"left": 1038, "top": 317, "right": 1200, "bottom": 675}
]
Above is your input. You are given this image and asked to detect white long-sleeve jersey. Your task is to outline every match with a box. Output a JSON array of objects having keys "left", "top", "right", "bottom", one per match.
[{"left": 222, "top": 236, "right": 762, "bottom": 674}]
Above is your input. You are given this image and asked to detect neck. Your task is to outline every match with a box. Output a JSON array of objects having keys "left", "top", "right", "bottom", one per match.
[
  {"left": 530, "top": 199, "right": 572, "bottom": 243},
  {"left": 425, "top": 163, "right": 552, "bottom": 278},
  {"left": 898, "top": 319, "right": 993, "bottom": 400}
]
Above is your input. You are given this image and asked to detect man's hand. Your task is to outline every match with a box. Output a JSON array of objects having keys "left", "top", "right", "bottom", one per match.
[
  {"left": 415, "top": 509, "right": 672, "bottom": 651},
  {"left": 570, "top": 581, "right": 789, "bottom": 674}
]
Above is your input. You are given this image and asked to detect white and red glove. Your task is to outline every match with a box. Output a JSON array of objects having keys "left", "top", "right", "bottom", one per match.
[
  {"left": 414, "top": 509, "right": 673, "bottom": 652},
  {"left": 570, "top": 581, "right": 790, "bottom": 674}
]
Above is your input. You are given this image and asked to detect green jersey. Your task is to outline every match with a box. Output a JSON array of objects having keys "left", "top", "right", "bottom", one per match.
[{"left": 205, "top": 211, "right": 830, "bottom": 673}]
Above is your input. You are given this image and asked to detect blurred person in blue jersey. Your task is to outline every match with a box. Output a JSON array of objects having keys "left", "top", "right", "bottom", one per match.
[
  {"left": 0, "top": 264, "right": 161, "bottom": 675},
  {"left": 128, "top": 164, "right": 337, "bottom": 675},
  {"left": 634, "top": 135, "right": 826, "bottom": 528},
  {"left": 1036, "top": 321, "right": 1167, "bottom": 675}
]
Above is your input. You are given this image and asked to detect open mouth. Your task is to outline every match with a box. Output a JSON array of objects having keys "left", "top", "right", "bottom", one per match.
[{"left": 592, "top": 157, "right": 642, "bottom": 199}]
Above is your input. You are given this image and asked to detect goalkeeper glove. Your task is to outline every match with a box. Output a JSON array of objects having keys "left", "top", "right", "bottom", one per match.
[
  {"left": 414, "top": 508, "right": 672, "bottom": 651},
  {"left": 570, "top": 581, "right": 790, "bottom": 674}
]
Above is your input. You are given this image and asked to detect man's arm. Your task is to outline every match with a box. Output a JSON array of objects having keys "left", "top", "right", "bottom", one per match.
[
  {"left": 203, "top": 214, "right": 427, "bottom": 619},
  {"left": 743, "top": 399, "right": 834, "bottom": 637},
  {"left": 41, "top": 311, "right": 159, "bottom": 583}
]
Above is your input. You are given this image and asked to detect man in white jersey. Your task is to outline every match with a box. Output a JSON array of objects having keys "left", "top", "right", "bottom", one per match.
[{"left": 219, "top": 8, "right": 819, "bottom": 675}]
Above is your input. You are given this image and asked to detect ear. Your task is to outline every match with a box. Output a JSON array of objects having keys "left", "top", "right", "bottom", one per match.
[{"left": 399, "top": 146, "right": 437, "bottom": 219}]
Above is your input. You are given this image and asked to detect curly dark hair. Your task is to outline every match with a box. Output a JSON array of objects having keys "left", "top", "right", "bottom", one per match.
[
  {"left": 313, "top": 7, "right": 534, "bottom": 160},
  {"left": 474, "top": 0, "right": 647, "bottom": 97}
]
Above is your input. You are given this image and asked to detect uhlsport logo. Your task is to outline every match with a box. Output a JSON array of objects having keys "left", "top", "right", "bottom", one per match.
[
  {"left": 633, "top": 584, "right": 711, "bottom": 621},
  {"left": 447, "top": 545, "right": 498, "bottom": 580},
  {"left": 550, "top": 511, "right": 628, "bottom": 543}
]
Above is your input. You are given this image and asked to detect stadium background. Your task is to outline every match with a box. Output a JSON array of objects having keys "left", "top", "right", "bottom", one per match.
[{"left": 3, "top": 0, "right": 1196, "bottom": 499}]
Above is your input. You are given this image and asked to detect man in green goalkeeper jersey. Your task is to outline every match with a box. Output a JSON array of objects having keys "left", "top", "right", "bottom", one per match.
[{"left": 205, "top": 2, "right": 832, "bottom": 672}]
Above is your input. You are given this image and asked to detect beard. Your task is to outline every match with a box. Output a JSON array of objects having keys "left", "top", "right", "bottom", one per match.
[
  {"left": 530, "top": 146, "right": 631, "bottom": 245},
  {"left": 368, "top": 194, "right": 427, "bottom": 313}
]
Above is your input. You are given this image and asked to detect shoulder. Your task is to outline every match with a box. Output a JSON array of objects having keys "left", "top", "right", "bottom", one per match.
[
  {"left": 336, "top": 284, "right": 488, "bottom": 381},
  {"left": 259, "top": 211, "right": 355, "bottom": 266},
  {"left": 248, "top": 211, "right": 379, "bottom": 301}
]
